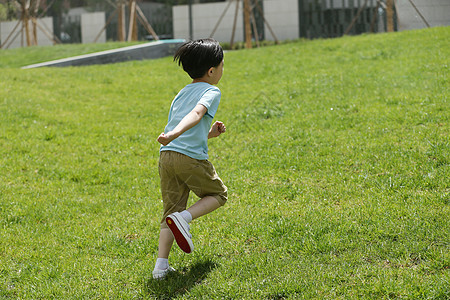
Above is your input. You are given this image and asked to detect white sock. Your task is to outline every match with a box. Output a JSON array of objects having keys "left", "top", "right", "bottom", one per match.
[
  {"left": 154, "top": 258, "right": 169, "bottom": 270},
  {"left": 180, "top": 210, "right": 192, "bottom": 223}
]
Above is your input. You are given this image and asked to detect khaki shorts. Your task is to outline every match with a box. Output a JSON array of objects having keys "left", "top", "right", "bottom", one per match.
[{"left": 158, "top": 151, "right": 228, "bottom": 228}]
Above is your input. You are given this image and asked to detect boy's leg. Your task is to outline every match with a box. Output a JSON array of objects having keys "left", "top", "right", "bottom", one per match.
[
  {"left": 164, "top": 196, "right": 220, "bottom": 255},
  {"left": 180, "top": 159, "right": 228, "bottom": 220},
  {"left": 155, "top": 151, "right": 190, "bottom": 277},
  {"left": 153, "top": 228, "right": 176, "bottom": 279},
  {"left": 162, "top": 153, "right": 227, "bottom": 254},
  {"left": 187, "top": 195, "right": 221, "bottom": 220},
  {"left": 157, "top": 228, "right": 174, "bottom": 259}
]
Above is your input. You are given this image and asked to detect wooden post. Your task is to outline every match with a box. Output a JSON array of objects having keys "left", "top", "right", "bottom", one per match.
[
  {"left": 136, "top": 4, "right": 159, "bottom": 40},
  {"left": 94, "top": 8, "right": 118, "bottom": 43},
  {"left": 230, "top": 0, "right": 240, "bottom": 49},
  {"left": 243, "top": 0, "right": 252, "bottom": 48},
  {"left": 127, "top": 0, "right": 136, "bottom": 41},
  {"left": 35, "top": 20, "right": 58, "bottom": 44},
  {"left": 118, "top": 0, "right": 126, "bottom": 41},
  {"left": 0, "top": 20, "right": 21, "bottom": 49},
  {"left": 5, "top": 24, "right": 23, "bottom": 49},
  {"left": 38, "top": 17, "right": 61, "bottom": 44},
  {"left": 31, "top": 17, "right": 38, "bottom": 45},
  {"left": 132, "top": 12, "right": 138, "bottom": 41},
  {"left": 254, "top": 0, "right": 278, "bottom": 44},
  {"left": 386, "top": 0, "right": 394, "bottom": 32},
  {"left": 33, "top": 0, "right": 41, "bottom": 45},
  {"left": 407, "top": 0, "right": 430, "bottom": 28},
  {"left": 370, "top": 0, "right": 380, "bottom": 33},
  {"left": 19, "top": 0, "right": 33, "bottom": 46},
  {"left": 209, "top": 0, "right": 234, "bottom": 38},
  {"left": 344, "top": 0, "right": 368, "bottom": 35},
  {"left": 250, "top": 7, "right": 259, "bottom": 47}
]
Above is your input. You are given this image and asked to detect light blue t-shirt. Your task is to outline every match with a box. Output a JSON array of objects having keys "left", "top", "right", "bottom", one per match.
[{"left": 160, "top": 82, "right": 221, "bottom": 160}]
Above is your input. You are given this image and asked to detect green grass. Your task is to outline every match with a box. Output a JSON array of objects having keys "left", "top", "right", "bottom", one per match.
[
  {"left": 0, "top": 27, "right": 449, "bottom": 299},
  {"left": 0, "top": 41, "right": 144, "bottom": 68}
]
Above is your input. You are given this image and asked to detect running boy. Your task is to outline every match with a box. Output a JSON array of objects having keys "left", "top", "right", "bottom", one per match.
[{"left": 153, "top": 38, "right": 228, "bottom": 280}]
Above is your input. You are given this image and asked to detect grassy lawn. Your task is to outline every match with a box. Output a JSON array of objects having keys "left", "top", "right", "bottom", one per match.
[
  {"left": 0, "top": 27, "right": 448, "bottom": 299},
  {"left": 0, "top": 41, "right": 145, "bottom": 69}
]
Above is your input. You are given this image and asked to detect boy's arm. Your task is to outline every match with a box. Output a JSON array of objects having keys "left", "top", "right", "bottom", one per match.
[
  {"left": 208, "top": 121, "right": 226, "bottom": 139},
  {"left": 157, "top": 104, "right": 207, "bottom": 146}
]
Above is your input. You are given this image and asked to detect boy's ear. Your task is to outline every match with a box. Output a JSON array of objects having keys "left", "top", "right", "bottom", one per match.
[{"left": 208, "top": 67, "right": 214, "bottom": 76}]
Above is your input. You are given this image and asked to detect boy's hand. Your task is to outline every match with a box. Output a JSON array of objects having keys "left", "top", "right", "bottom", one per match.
[
  {"left": 157, "top": 132, "right": 175, "bottom": 146},
  {"left": 208, "top": 121, "right": 226, "bottom": 139}
]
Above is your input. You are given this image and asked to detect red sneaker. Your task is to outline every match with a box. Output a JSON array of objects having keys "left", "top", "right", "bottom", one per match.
[{"left": 166, "top": 212, "right": 194, "bottom": 254}]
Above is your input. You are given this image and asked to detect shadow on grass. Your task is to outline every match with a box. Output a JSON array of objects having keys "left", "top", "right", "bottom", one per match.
[{"left": 145, "top": 259, "right": 217, "bottom": 299}]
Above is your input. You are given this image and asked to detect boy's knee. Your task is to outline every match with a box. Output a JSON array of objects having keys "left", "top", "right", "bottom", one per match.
[{"left": 213, "top": 190, "right": 227, "bottom": 206}]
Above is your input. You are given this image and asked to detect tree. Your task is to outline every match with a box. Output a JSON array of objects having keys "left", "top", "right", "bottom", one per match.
[
  {"left": 386, "top": 0, "right": 394, "bottom": 32},
  {"left": 0, "top": 0, "right": 18, "bottom": 21}
]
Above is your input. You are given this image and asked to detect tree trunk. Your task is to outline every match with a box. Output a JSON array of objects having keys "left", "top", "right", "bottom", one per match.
[
  {"left": 20, "top": 0, "right": 32, "bottom": 46},
  {"left": 118, "top": 0, "right": 126, "bottom": 41},
  {"left": 386, "top": 0, "right": 394, "bottom": 32},
  {"left": 244, "top": 0, "right": 252, "bottom": 48}
]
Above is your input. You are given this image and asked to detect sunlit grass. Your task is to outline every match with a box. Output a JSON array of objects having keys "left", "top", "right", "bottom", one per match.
[{"left": 0, "top": 27, "right": 448, "bottom": 298}]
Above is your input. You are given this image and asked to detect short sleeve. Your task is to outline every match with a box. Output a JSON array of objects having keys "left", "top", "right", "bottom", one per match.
[{"left": 198, "top": 87, "right": 221, "bottom": 118}]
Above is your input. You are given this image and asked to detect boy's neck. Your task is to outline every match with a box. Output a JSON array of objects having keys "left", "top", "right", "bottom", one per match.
[{"left": 192, "top": 78, "right": 212, "bottom": 84}]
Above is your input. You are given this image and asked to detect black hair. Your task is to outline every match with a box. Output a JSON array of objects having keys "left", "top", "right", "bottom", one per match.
[{"left": 173, "top": 38, "right": 224, "bottom": 79}]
